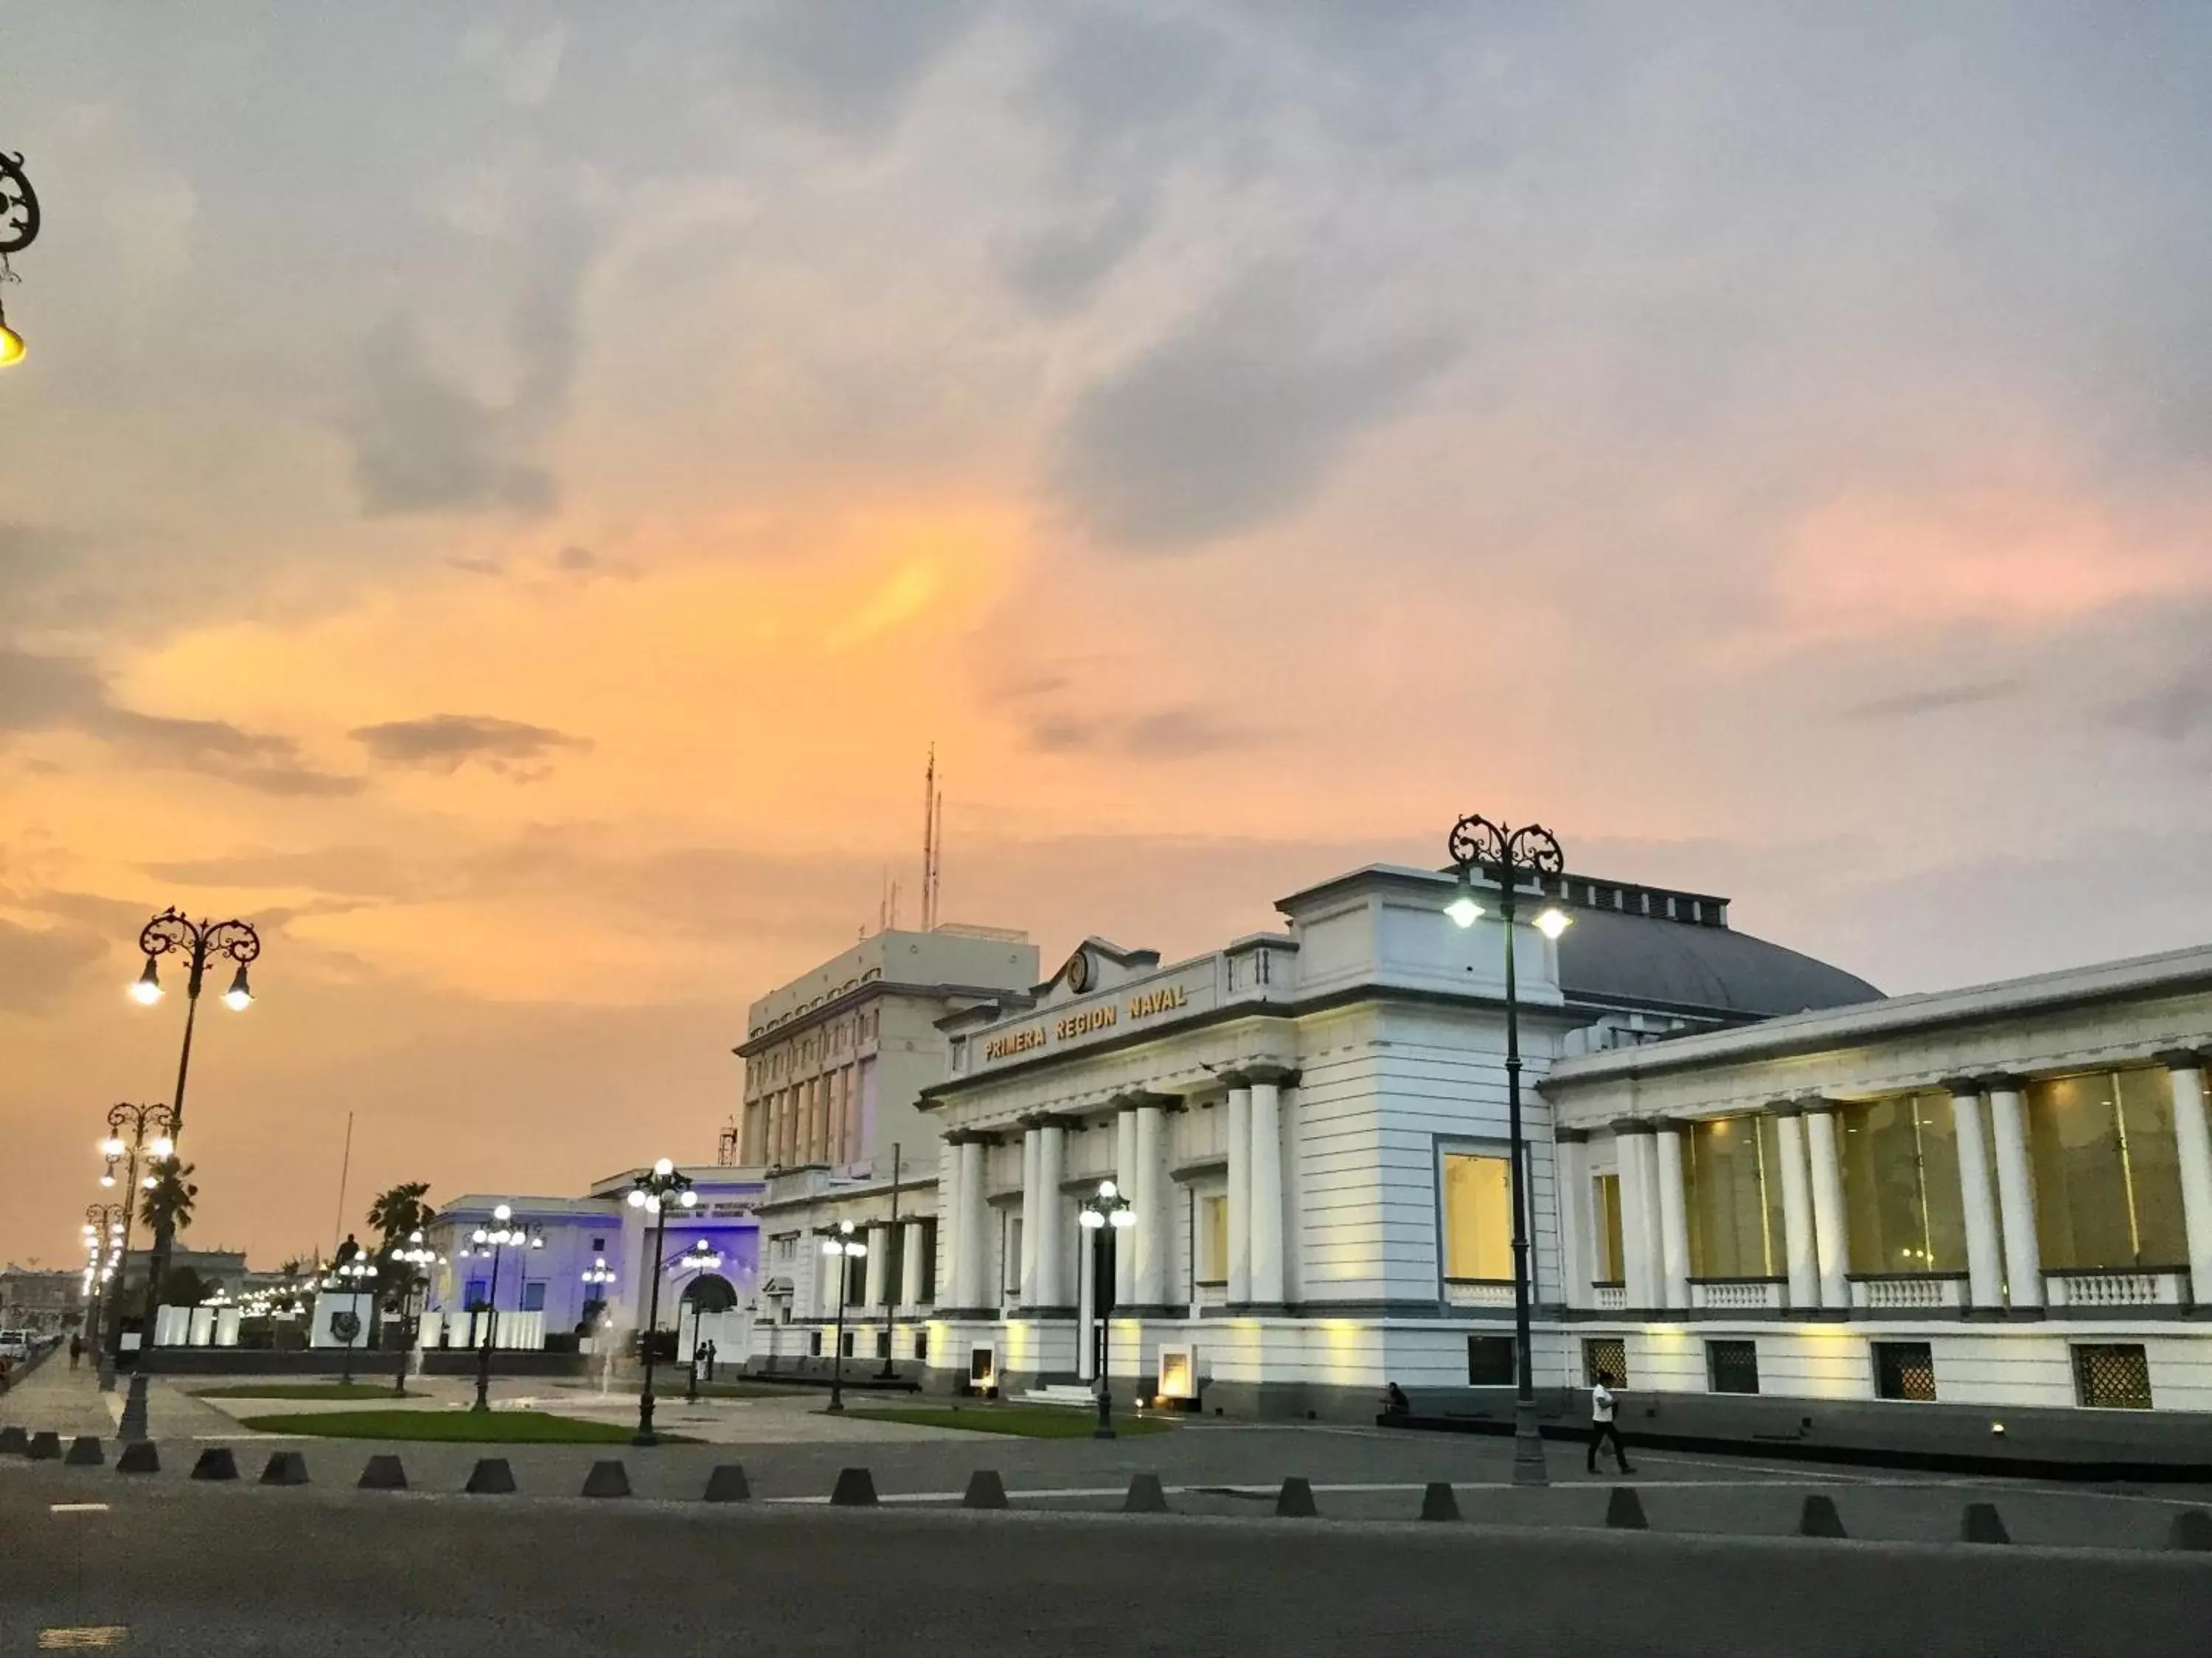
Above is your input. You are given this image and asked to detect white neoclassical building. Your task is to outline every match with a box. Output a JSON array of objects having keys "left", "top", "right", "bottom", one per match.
[{"left": 908, "top": 861, "right": 1879, "bottom": 1418}]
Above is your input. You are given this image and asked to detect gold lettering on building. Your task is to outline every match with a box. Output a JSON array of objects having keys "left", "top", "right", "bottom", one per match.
[
  {"left": 1057, "top": 1004, "right": 1119, "bottom": 1041},
  {"left": 1127, "top": 984, "right": 1189, "bottom": 1020},
  {"left": 984, "top": 1026, "right": 1047, "bottom": 1062}
]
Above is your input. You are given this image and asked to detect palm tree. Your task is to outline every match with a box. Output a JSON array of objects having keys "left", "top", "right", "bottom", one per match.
[
  {"left": 366, "top": 1181, "right": 432, "bottom": 1245},
  {"left": 140, "top": 1161, "right": 198, "bottom": 1238}
]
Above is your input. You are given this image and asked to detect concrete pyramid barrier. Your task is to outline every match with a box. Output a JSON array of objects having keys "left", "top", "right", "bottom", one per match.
[
  {"left": 962, "top": 1469, "right": 1009, "bottom": 1510},
  {"left": 1122, "top": 1473, "right": 1170, "bottom": 1513},
  {"left": 830, "top": 1467, "right": 878, "bottom": 1507},
  {"left": 64, "top": 1435, "right": 105, "bottom": 1466},
  {"left": 1275, "top": 1477, "right": 1319, "bottom": 1518},
  {"left": 260, "top": 1451, "right": 310, "bottom": 1486},
  {"left": 1961, "top": 1502, "right": 2010, "bottom": 1544},
  {"left": 358, "top": 1454, "right": 407, "bottom": 1491},
  {"left": 1604, "top": 1486, "right": 1648, "bottom": 1530},
  {"left": 703, "top": 1464, "right": 751, "bottom": 1503},
  {"left": 0, "top": 1425, "right": 28, "bottom": 1454},
  {"left": 191, "top": 1447, "right": 239, "bottom": 1482},
  {"left": 27, "top": 1430, "right": 62, "bottom": 1460},
  {"left": 1798, "top": 1494, "right": 1847, "bottom": 1538},
  {"left": 465, "top": 1457, "right": 517, "bottom": 1495},
  {"left": 2168, "top": 1510, "right": 2212, "bottom": 1552},
  {"left": 116, "top": 1441, "right": 160, "bottom": 1475},
  {"left": 582, "top": 1460, "right": 631, "bottom": 1499},
  {"left": 1419, "top": 1482, "right": 1461, "bottom": 1522}
]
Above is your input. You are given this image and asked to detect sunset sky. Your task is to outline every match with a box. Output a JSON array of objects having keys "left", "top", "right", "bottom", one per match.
[{"left": 4, "top": 4, "right": 2211, "bottom": 1269}]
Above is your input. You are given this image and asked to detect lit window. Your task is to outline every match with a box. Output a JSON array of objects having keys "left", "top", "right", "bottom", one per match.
[{"left": 1441, "top": 1152, "right": 1512, "bottom": 1280}]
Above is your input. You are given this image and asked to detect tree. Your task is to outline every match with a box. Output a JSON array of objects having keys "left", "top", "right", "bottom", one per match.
[
  {"left": 159, "top": 1266, "right": 210, "bottom": 1308},
  {"left": 140, "top": 1160, "right": 198, "bottom": 1238},
  {"left": 366, "top": 1181, "right": 432, "bottom": 1245}
]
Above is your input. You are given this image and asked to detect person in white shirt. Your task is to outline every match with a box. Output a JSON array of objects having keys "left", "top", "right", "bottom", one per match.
[{"left": 1587, "top": 1369, "right": 1634, "bottom": 1474}]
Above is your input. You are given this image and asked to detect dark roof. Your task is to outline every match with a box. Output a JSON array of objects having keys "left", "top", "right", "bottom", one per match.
[{"left": 1557, "top": 906, "right": 1880, "bottom": 1019}]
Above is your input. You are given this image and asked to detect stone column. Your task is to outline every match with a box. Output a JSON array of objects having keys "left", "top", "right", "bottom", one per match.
[
  {"left": 863, "top": 1224, "right": 890, "bottom": 1311},
  {"left": 1802, "top": 1100, "right": 1850, "bottom": 1309},
  {"left": 1018, "top": 1125, "right": 1041, "bottom": 1307},
  {"left": 1554, "top": 1129, "right": 1590, "bottom": 1310},
  {"left": 956, "top": 1137, "right": 990, "bottom": 1311},
  {"left": 1984, "top": 1074, "right": 2042, "bottom": 1309},
  {"left": 900, "top": 1218, "right": 927, "bottom": 1308},
  {"left": 1133, "top": 1100, "right": 1168, "bottom": 1306},
  {"left": 1034, "top": 1119, "right": 1068, "bottom": 1308},
  {"left": 1076, "top": 1215, "right": 1097, "bottom": 1383},
  {"left": 1225, "top": 1080, "right": 1252, "bottom": 1306},
  {"left": 2159, "top": 1052, "right": 2212, "bottom": 1299},
  {"left": 1771, "top": 1104, "right": 1818, "bottom": 1310},
  {"left": 1612, "top": 1121, "right": 1654, "bottom": 1308},
  {"left": 1942, "top": 1078, "right": 2004, "bottom": 1310},
  {"left": 1655, "top": 1123, "right": 1691, "bottom": 1310},
  {"left": 1247, "top": 1069, "right": 1291, "bottom": 1308},
  {"left": 1113, "top": 1108, "right": 1138, "bottom": 1308}
]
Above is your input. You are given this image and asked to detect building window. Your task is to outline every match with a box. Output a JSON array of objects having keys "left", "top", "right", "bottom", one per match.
[
  {"left": 464, "top": 1278, "right": 489, "bottom": 1311},
  {"left": 1441, "top": 1151, "right": 1512, "bottom": 1280},
  {"left": 917, "top": 1220, "right": 938, "bottom": 1304},
  {"left": 810, "top": 1330, "right": 822, "bottom": 1356},
  {"left": 1592, "top": 1174, "right": 1624, "bottom": 1283},
  {"left": 521, "top": 1280, "right": 547, "bottom": 1313},
  {"left": 841, "top": 1329, "right": 856, "bottom": 1359},
  {"left": 1685, "top": 1115, "right": 1786, "bottom": 1278},
  {"left": 913, "top": 1331, "right": 928, "bottom": 1362},
  {"left": 845, "top": 1252, "right": 867, "bottom": 1307},
  {"left": 591, "top": 1238, "right": 605, "bottom": 1252},
  {"left": 1840, "top": 1091, "right": 1968, "bottom": 1274},
  {"left": 1467, "top": 1334, "right": 1515, "bottom": 1386},
  {"left": 1706, "top": 1339, "right": 1760, "bottom": 1395},
  {"left": 2030, "top": 1070, "right": 2187, "bottom": 1270},
  {"left": 2072, "top": 1343, "right": 2153, "bottom": 1409},
  {"left": 1199, "top": 1194, "right": 1229, "bottom": 1283},
  {"left": 1582, "top": 1336, "right": 1627, "bottom": 1387},
  {"left": 1003, "top": 1218, "right": 1023, "bottom": 1297},
  {"left": 1873, "top": 1341, "right": 1937, "bottom": 1402}
]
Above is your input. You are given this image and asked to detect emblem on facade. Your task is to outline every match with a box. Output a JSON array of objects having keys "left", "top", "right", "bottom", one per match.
[{"left": 1065, "top": 948, "right": 1092, "bottom": 993}]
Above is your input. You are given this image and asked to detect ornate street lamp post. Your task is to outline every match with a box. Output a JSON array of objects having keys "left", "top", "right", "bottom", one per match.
[
  {"left": 389, "top": 1231, "right": 440, "bottom": 1398},
  {"left": 326, "top": 1257, "right": 378, "bottom": 1387},
  {"left": 466, "top": 1205, "right": 542, "bottom": 1412},
  {"left": 0, "top": 149, "right": 39, "bottom": 367},
  {"left": 818, "top": 1222, "right": 867, "bottom": 1415},
  {"left": 93, "top": 1101, "right": 173, "bottom": 1391},
  {"left": 120, "top": 909, "right": 260, "bottom": 1443},
  {"left": 1079, "top": 1179, "right": 1135, "bottom": 1440},
  {"left": 627, "top": 1159, "right": 696, "bottom": 1446},
  {"left": 82, "top": 1205, "right": 125, "bottom": 1346},
  {"left": 1445, "top": 812, "right": 1574, "bottom": 1489}
]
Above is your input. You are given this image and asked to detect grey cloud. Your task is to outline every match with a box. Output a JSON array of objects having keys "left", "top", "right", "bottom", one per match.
[
  {"left": 349, "top": 713, "right": 592, "bottom": 777},
  {"left": 0, "top": 648, "right": 360, "bottom": 797},
  {"left": 557, "top": 545, "right": 597, "bottom": 572},
  {"left": 1053, "top": 280, "right": 1455, "bottom": 551},
  {"left": 2112, "top": 663, "right": 2212, "bottom": 743},
  {"left": 1030, "top": 703, "right": 1261, "bottom": 760},
  {"left": 736, "top": 0, "right": 985, "bottom": 138},
  {"left": 1840, "top": 680, "right": 2024, "bottom": 721},
  {"left": 1002, "top": 195, "right": 1157, "bottom": 313},
  {"left": 0, "top": 918, "right": 107, "bottom": 1013}
]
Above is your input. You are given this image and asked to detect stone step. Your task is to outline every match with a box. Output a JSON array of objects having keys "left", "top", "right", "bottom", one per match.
[{"left": 1018, "top": 1384, "right": 1098, "bottom": 1409}]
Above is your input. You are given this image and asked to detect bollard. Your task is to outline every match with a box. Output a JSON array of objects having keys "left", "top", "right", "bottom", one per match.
[
  {"left": 358, "top": 1454, "right": 408, "bottom": 1491},
  {"left": 27, "top": 1430, "right": 62, "bottom": 1461},
  {"left": 582, "top": 1460, "right": 632, "bottom": 1499},
  {"left": 1275, "top": 1477, "right": 1319, "bottom": 1518},
  {"left": 703, "top": 1463, "right": 751, "bottom": 1503},
  {"left": 962, "top": 1469, "right": 1009, "bottom": 1510},
  {"left": 1123, "top": 1472, "right": 1170, "bottom": 1513},
  {"left": 1604, "top": 1486, "right": 1648, "bottom": 1530},
  {"left": 64, "top": 1435, "right": 105, "bottom": 1467},
  {"left": 116, "top": 1441, "right": 160, "bottom": 1475},
  {"left": 830, "top": 1467, "right": 879, "bottom": 1507},
  {"left": 1961, "top": 1502, "right": 2010, "bottom": 1544},
  {"left": 260, "top": 1451, "right": 310, "bottom": 1486},
  {"left": 1798, "top": 1494, "right": 1847, "bottom": 1539},
  {"left": 2167, "top": 1510, "right": 2212, "bottom": 1552},
  {"left": 1419, "top": 1481, "right": 1461, "bottom": 1522},
  {"left": 465, "top": 1457, "right": 518, "bottom": 1495},
  {"left": 191, "top": 1447, "right": 239, "bottom": 1482},
  {"left": 0, "top": 1425, "right": 27, "bottom": 1454}
]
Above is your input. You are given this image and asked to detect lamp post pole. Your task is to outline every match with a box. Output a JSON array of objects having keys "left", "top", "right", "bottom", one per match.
[
  {"left": 1080, "top": 1179, "right": 1134, "bottom": 1440},
  {"left": 1446, "top": 813, "right": 1573, "bottom": 1490},
  {"left": 629, "top": 1159, "right": 696, "bottom": 1447},
  {"left": 82, "top": 1205, "right": 124, "bottom": 1352},
  {"left": 328, "top": 1258, "right": 376, "bottom": 1387},
  {"left": 391, "top": 1232, "right": 437, "bottom": 1398},
  {"left": 121, "top": 910, "right": 260, "bottom": 1443},
  {"left": 469, "top": 1206, "right": 540, "bottom": 1412},
  {"left": 94, "top": 1102, "right": 172, "bottom": 1392},
  {"left": 877, "top": 1142, "right": 902, "bottom": 1379},
  {"left": 818, "top": 1222, "right": 866, "bottom": 1415}
]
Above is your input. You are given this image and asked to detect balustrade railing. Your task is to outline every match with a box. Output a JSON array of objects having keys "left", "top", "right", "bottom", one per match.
[
  {"left": 1443, "top": 1278, "right": 1516, "bottom": 1309},
  {"left": 2043, "top": 1267, "right": 2189, "bottom": 1308},
  {"left": 1687, "top": 1277, "right": 1785, "bottom": 1311},
  {"left": 1846, "top": 1273, "right": 1969, "bottom": 1311}
]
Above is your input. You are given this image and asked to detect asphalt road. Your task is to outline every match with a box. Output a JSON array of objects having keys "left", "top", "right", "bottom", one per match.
[{"left": 4, "top": 1465, "right": 2211, "bottom": 1657}]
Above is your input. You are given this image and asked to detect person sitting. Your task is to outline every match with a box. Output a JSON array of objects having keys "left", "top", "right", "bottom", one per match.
[{"left": 1384, "top": 1380, "right": 1413, "bottom": 1418}]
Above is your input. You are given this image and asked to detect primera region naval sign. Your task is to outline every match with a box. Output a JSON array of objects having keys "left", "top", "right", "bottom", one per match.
[{"left": 981, "top": 981, "right": 1193, "bottom": 1064}]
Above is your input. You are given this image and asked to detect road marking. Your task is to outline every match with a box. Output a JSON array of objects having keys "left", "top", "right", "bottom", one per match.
[
  {"left": 38, "top": 1628, "right": 128, "bottom": 1648},
  {"left": 49, "top": 1502, "right": 111, "bottom": 1513}
]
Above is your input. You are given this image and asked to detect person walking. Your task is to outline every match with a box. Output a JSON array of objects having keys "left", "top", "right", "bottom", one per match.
[
  {"left": 68, "top": 1332, "right": 83, "bottom": 1371},
  {"left": 1587, "top": 1369, "right": 1634, "bottom": 1475}
]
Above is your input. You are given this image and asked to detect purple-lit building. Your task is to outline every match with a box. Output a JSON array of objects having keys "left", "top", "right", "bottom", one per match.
[{"left": 422, "top": 1166, "right": 764, "bottom": 1350}]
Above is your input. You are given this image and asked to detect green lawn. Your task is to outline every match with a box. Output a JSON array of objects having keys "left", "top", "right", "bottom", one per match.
[
  {"left": 851, "top": 1404, "right": 1175, "bottom": 1438},
  {"left": 195, "top": 1384, "right": 422, "bottom": 1401},
  {"left": 236, "top": 1409, "right": 663, "bottom": 1444}
]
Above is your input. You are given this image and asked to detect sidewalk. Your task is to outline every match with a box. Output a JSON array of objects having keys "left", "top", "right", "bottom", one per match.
[{"left": 0, "top": 1353, "right": 114, "bottom": 1437}]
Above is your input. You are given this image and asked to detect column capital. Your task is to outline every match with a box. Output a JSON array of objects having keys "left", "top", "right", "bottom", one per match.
[
  {"left": 1792, "top": 1093, "right": 1845, "bottom": 1116},
  {"left": 1610, "top": 1117, "right": 1656, "bottom": 1137},
  {"left": 1109, "top": 1089, "right": 1183, "bottom": 1113},
  {"left": 2155, "top": 1048, "right": 2210, "bottom": 1072},
  {"left": 1554, "top": 1126, "right": 1590, "bottom": 1145},
  {"left": 1017, "top": 1111, "right": 1081, "bottom": 1131},
  {"left": 942, "top": 1128, "right": 998, "bottom": 1148},
  {"left": 1238, "top": 1063, "right": 1301, "bottom": 1088},
  {"left": 1975, "top": 1072, "right": 2029, "bottom": 1094},
  {"left": 1938, "top": 1075, "right": 1983, "bottom": 1099},
  {"left": 1767, "top": 1099, "right": 1804, "bottom": 1119}
]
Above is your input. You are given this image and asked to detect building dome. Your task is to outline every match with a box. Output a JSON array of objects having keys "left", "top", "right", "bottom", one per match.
[{"left": 1557, "top": 904, "right": 1880, "bottom": 1019}]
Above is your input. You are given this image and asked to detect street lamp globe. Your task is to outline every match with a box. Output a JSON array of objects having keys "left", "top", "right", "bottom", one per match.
[
  {"left": 102, "top": 1137, "right": 125, "bottom": 1158},
  {"left": 0, "top": 322, "right": 24, "bottom": 368},
  {"left": 149, "top": 1137, "right": 173, "bottom": 1161},
  {"left": 129, "top": 959, "right": 162, "bottom": 1005},
  {"left": 626, "top": 1188, "right": 647, "bottom": 1209},
  {"left": 1532, "top": 906, "right": 1573, "bottom": 941},
  {"left": 493, "top": 1203, "right": 512, "bottom": 1223},
  {"left": 1446, "top": 870, "right": 1484, "bottom": 929},
  {"left": 653, "top": 1157, "right": 674, "bottom": 1177},
  {"left": 222, "top": 965, "right": 254, "bottom": 1010}
]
